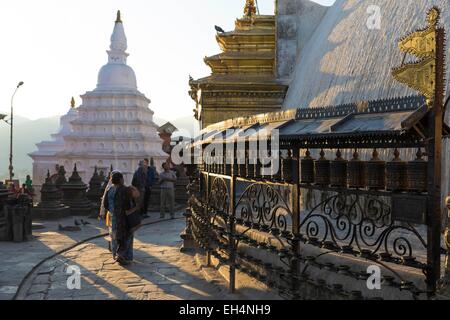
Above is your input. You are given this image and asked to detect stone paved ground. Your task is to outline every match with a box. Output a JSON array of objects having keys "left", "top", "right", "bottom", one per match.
[
  {"left": 13, "top": 216, "right": 237, "bottom": 300},
  {"left": 0, "top": 215, "right": 110, "bottom": 300}
]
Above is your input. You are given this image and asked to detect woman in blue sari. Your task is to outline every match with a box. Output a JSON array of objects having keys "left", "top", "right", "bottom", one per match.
[{"left": 103, "top": 172, "right": 136, "bottom": 265}]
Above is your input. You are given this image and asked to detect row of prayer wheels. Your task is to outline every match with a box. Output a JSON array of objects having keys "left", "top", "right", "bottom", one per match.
[
  {"left": 301, "top": 149, "right": 428, "bottom": 192},
  {"left": 203, "top": 151, "right": 299, "bottom": 184},
  {"left": 203, "top": 148, "right": 428, "bottom": 192}
]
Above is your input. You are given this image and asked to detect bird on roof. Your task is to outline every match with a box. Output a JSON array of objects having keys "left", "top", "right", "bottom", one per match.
[{"left": 215, "top": 25, "right": 225, "bottom": 33}]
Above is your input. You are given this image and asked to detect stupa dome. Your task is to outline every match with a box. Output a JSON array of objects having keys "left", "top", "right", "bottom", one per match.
[
  {"left": 95, "top": 10, "right": 137, "bottom": 91},
  {"left": 97, "top": 64, "right": 137, "bottom": 91}
]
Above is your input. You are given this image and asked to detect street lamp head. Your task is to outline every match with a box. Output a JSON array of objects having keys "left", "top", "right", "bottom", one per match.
[{"left": 17, "top": 82, "right": 24, "bottom": 88}]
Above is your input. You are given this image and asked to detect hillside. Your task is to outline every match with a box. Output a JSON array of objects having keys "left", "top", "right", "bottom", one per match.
[
  {"left": 0, "top": 115, "right": 60, "bottom": 181},
  {"left": 0, "top": 113, "right": 198, "bottom": 182}
]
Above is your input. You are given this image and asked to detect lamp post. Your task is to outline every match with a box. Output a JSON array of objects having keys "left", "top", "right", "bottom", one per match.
[{"left": 1, "top": 81, "right": 24, "bottom": 182}]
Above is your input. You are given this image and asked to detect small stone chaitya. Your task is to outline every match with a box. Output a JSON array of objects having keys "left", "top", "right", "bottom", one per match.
[
  {"left": 33, "top": 171, "right": 69, "bottom": 220},
  {"left": 61, "top": 164, "right": 92, "bottom": 216}
]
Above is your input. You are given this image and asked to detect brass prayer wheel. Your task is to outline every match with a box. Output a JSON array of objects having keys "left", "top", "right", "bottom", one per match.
[
  {"left": 255, "top": 161, "right": 262, "bottom": 180},
  {"left": 348, "top": 150, "right": 366, "bottom": 189},
  {"left": 239, "top": 161, "right": 246, "bottom": 177},
  {"left": 282, "top": 150, "right": 294, "bottom": 183},
  {"left": 315, "top": 149, "right": 331, "bottom": 186},
  {"left": 247, "top": 151, "right": 255, "bottom": 179},
  {"left": 219, "top": 157, "right": 224, "bottom": 174},
  {"left": 247, "top": 162, "right": 255, "bottom": 179},
  {"left": 330, "top": 150, "right": 347, "bottom": 187},
  {"left": 206, "top": 156, "right": 211, "bottom": 172},
  {"left": 237, "top": 150, "right": 246, "bottom": 177},
  {"left": 366, "top": 149, "right": 386, "bottom": 190},
  {"left": 212, "top": 158, "right": 217, "bottom": 173},
  {"left": 301, "top": 150, "right": 315, "bottom": 184},
  {"left": 225, "top": 163, "right": 232, "bottom": 176},
  {"left": 292, "top": 155, "right": 299, "bottom": 184},
  {"left": 232, "top": 160, "right": 238, "bottom": 176},
  {"left": 386, "top": 149, "right": 408, "bottom": 191},
  {"left": 407, "top": 149, "right": 428, "bottom": 192},
  {"left": 272, "top": 152, "right": 282, "bottom": 182}
]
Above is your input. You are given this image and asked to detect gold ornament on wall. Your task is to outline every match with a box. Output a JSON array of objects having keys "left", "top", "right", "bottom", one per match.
[
  {"left": 392, "top": 7, "right": 444, "bottom": 105},
  {"left": 244, "top": 0, "right": 257, "bottom": 17}
]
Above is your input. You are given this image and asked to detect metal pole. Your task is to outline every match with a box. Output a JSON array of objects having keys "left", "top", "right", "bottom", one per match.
[
  {"left": 9, "top": 88, "right": 17, "bottom": 181},
  {"left": 9, "top": 82, "right": 23, "bottom": 182},
  {"left": 291, "top": 147, "right": 301, "bottom": 299},
  {"left": 427, "top": 28, "right": 444, "bottom": 297},
  {"left": 229, "top": 168, "right": 236, "bottom": 293}
]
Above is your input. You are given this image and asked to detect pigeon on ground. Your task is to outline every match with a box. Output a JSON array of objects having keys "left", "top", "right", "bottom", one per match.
[
  {"left": 81, "top": 219, "right": 91, "bottom": 226},
  {"left": 58, "top": 224, "right": 81, "bottom": 232},
  {"left": 215, "top": 25, "right": 225, "bottom": 33},
  {"left": 74, "top": 219, "right": 81, "bottom": 226}
]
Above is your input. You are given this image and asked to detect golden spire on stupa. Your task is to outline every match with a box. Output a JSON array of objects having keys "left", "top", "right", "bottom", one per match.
[
  {"left": 71, "top": 97, "right": 75, "bottom": 108},
  {"left": 116, "top": 10, "right": 122, "bottom": 23}
]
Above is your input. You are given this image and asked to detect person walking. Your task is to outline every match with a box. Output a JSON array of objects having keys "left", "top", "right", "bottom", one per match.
[
  {"left": 103, "top": 171, "right": 137, "bottom": 266},
  {"left": 25, "top": 175, "right": 34, "bottom": 203},
  {"left": 99, "top": 170, "right": 115, "bottom": 253},
  {"left": 159, "top": 162, "right": 177, "bottom": 219},
  {"left": 143, "top": 158, "right": 156, "bottom": 218},
  {"left": 132, "top": 161, "right": 148, "bottom": 218}
]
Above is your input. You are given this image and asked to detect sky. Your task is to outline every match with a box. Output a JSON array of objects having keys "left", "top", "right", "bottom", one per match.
[{"left": 0, "top": 0, "right": 335, "bottom": 122}]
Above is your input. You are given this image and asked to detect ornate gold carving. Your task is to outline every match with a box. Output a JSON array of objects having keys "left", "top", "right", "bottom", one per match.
[
  {"left": 427, "top": 7, "right": 440, "bottom": 27},
  {"left": 71, "top": 97, "right": 75, "bottom": 108},
  {"left": 399, "top": 28, "right": 436, "bottom": 59},
  {"left": 189, "top": 4, "right": 283, "bottom": 128},
  {"left": 244, "top": 0, "right": 257, "bottom": 17},
  {"left": 392, "top": 57, "right": 436, "bottom": 102},
  {"left": 392, "top": 7, "right": 442, "bottom": 105}
]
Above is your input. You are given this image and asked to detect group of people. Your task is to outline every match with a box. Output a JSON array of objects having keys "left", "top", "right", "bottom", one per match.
[
  {"left": 100, "top": 158, "right": 178, "bottom": 266},
  {"left": 7, "top": 174, "right": 34, "bottom": 200}
]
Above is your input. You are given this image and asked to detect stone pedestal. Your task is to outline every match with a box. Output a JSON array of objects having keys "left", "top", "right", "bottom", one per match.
[
  {"left": 175, "top": 165, "right": 190, "bottom": 205},
  {"left": 61, "top": 165, "right": 92, "bottom": 216},
  {"left": 2, "top": 194, "right": 33, "bottom": 242},
  {"left": 87, "top": 166, "right": 104, "bottom": 217},
  {"left": 33, "top": 171, "right": 69, "bottom": 220},
  {"left": 0, "top": 182, "right": 11, "bottom": 241}
]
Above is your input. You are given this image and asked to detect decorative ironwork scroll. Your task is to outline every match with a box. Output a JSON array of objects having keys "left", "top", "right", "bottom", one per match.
[
  {"left": 235, "top": 182, "right": 293, "bottom": 238},
  {"left": 300, "top": 190, "right": 427, "bottom": 268},
  {"left": 209, "top": 176, "right": 230, "bottom": 215}
]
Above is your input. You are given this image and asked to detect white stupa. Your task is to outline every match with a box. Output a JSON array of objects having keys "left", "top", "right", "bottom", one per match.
[
  {"left": 30, "top": 11, "right": 167, "bottom": 186},
  {"left": 29, "top": 98, "right": 79, "bottom": 186}
]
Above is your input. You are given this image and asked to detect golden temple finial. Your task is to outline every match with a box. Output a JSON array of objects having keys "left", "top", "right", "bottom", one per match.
[
  {"left": 116, "top": 10, "right": 122, "bottom": 23},
  {"left": 70, "top": 97, "right": 75, "bottom": 108},
  {"left": 427, "top": 7, "right": 440, "bottom": 27},
  {"left": 244, "top": 0, "right": 257, "bottom": 17},
  {"left": 392, "top": 6, "right": 443, "bottom": 107}
]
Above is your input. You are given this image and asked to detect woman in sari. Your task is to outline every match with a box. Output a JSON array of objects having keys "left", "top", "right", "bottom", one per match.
[{"left": 102, "top": 172, "right": 138, "bottom": 265}]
